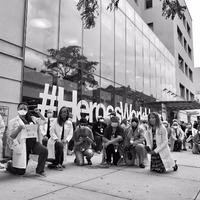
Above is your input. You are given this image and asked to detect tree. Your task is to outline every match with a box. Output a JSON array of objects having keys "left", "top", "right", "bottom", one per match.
[
  {"left": 41, "top": 45, "right": 99, "bottom": 89},
  {"left": 77, "top": 0, "right": 186, "bottom": 29}
]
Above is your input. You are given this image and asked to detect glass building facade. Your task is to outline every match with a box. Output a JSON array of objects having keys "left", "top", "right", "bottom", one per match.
[{"left": 22, "top": 0, "right": 176, "bottom": 122}]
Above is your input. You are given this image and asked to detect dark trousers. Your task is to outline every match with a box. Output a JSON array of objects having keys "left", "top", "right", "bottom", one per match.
[
  {"left": 174, "top": 139, "right": 182, "bottom": 151},
  {"left": 106, "top": 144, "right": 120, "bottom": 165},
  {"left": 7, "top": 141, "right": 48, "bottom": 175},
  {"left": 53, "top": 141, "right": 63, "bottom": 165},
  {"left": 68, "top": 139, "right": 74, "bottom": 151},
  {"left": 93, "top": 135, "right": 102, "bottom": 152}
]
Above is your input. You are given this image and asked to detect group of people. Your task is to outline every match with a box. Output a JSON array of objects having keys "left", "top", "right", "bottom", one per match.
[
  {"left": 163, "top": 119, "right": 200, "bottom": 154},
  {"left": 2, "top": 102, "right": 200, "bottom": 177}
]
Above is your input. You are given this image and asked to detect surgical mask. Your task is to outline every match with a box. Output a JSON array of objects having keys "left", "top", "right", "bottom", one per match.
[
  {"left": 47, "top": 113, "right": 52, "bottom": 118},
  {"left": 18, "top": 110, "right": 27, "bottom": 116},
  {"left": 111, "top": 122, "right": 118, "bottom": 128},
  {"left": 99, "top": 119, "right": 104, "bottom": 123},
  {"left": 173, "top": 125, "right": 178, "bottom": 129}
]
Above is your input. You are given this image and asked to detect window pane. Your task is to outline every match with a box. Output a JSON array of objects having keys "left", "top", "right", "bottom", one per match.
[
  {"left": 115, "top": 10, "right": 125, "bottom": 85},
  {"left": 26, "top": 0, "right": 59, "bottom": 52},
  {"left": 126, "top": 20, "right": 135, "bottom": 90},
  {"left": 135, "top": 28, "right": 143, "bottom": 92},
  {"left": 101, "top": 0, "right": 114, "bottom": 81},
  {"left": 59, "top": 0, "right": 82, "bottom": 48}
]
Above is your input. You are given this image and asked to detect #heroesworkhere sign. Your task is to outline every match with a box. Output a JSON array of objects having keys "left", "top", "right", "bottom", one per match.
[{"left": 38, "top": 84, "right": 150, "bottom": 123}]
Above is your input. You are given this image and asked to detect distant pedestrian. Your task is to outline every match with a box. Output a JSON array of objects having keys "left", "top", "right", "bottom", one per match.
[{"left": 145, "top": 112, "right": 177, "bottom": 173}]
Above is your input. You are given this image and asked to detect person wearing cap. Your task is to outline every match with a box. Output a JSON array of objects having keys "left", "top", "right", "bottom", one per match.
[
  {"left": 103, "top": 116, "right": 124, "bottom": 166},
  {"left": 47, "top": 107, "right": 73, "bottom": 171},
  {"left": 170, "top": 121, "right": 184, "bottom": 152},
  {"left": 73, "top": 117, "right": 94, "bottom": 166},
  {"left": 124, "top": 117, "right": 146, "bottom": 168},
  {"left": 92, "top": 116, "right": 107, "bottom": 153}
]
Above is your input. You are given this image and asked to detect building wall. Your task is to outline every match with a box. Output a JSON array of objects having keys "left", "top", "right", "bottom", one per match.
[
  {"left": 141, "top": 0, "right": 195, "bottom": 102},
  {"left": 0, "top": 0, "right": 177, "bottom": 123},
  {"left": 0, "top": 0, "right": 26, "bottom": 122}
]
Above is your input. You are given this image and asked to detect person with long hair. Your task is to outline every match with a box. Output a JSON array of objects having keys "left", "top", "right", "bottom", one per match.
[
  {"left": 145, "top": 112, "right": 178, "bottom": 173},
  {"left": 47, "top": 106, "right": 73, "bottom": 171},
  {"left": 6, "top": 102, "right": 48, "bottom": 176}
]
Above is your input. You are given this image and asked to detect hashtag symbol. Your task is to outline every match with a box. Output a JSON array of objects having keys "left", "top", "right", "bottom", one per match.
[{"left": 38, "top": 83, "right": 57, "bottom": 116}]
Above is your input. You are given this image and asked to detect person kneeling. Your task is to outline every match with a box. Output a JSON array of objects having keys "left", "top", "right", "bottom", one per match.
[
  {"left": 103, "top": 116, "right": 124, "bottom": 166},
  {"left": 124, "top": 117, "right": 146, "bottom": 168},
  {"left": 74, "top": 118, "right": 94, "bottom": 166}
]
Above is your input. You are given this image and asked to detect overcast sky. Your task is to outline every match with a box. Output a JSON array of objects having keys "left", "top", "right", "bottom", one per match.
[{"left": 185, "top": 0, "right": 200, "bottom": 68}]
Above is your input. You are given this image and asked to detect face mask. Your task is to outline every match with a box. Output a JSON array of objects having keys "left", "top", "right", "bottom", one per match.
[
  {"left": 18, "top": 110, "right": 27, "bottom": 116},
  {"left": 47, "top": 113, "right": 52, "bottom": 118},
  {"left": 111, "top": 122, "right": 118, "bottom": 128},
  {"left": 173, "top": 126, "right": 178, "bottom": 129},
  {"left": 99, "top": 119, "right": 104, "bottom": 123}
]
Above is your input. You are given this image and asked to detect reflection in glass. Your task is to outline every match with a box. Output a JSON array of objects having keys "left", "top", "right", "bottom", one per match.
[
  {"left": 143, "top": 36, "right": 150, "bottom": 95},
  {"left": 100, "top": 78, "right": 114, "bottom": 108},
  {"left": 150, "top": 44, "right": 156, "bottom": 97},
  {"left": 126, "top": 19, "right": 135, "bottom": 90},
  {"left": 83, "top": 3, "right": 100, "bottom": 75},
  {"left": 126, "top": 2, "right": 135, "bottom": 22},
  {"left": 101, "top": 0, "right": 114, "bottom": 81},
  {"left": 26, "top": 0, "right": 59, "bottom": 52},
  {"left": 135, "top": 28, "right": 143, "bottom": 92},
  {"left": 59, "top": 0, "right": 82, "bottom": 48},
  {"left": 156, "top": 50, "right": 161, "bottom": 100},
  {"left": 115, "top": 10, "right": 125, "bottom": 85}
]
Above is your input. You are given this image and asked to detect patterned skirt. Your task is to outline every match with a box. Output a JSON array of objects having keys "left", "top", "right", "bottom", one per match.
[{"left": 150, "top": 153, "right": 166, "bottom": 173}]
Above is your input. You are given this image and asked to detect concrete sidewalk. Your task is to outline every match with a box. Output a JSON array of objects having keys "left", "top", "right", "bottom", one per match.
[{"left": 0, "top": 150, "right": 200, "bottom": 200}]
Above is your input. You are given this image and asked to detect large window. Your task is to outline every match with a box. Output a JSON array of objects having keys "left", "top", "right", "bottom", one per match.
[
  {"left": 26, "top": 0, "right": 59, "bottom": 53},
  {"left": 126, "top": 19, "right": 135, "bottom": 90},
  {"left": 135, "top": 28, "right": 143, "bottom": 92},
  {"left": 115, "top": 10, "right": 126, "bottom": 85},
  {"left": 101, "top": 0, "right": 114, "bottom": 81},
  {"left": 146, "top": 0, "right": 153, "bottom": 9}
]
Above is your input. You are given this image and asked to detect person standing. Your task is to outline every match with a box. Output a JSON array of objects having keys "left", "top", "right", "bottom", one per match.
[
  {"left": 47, "top": 107, "right": 73, "bottom": 170},
  {"left": 73, "top": 117, "right": 94, "bottom": 166},
  {"left": 6, "top": 102, "right": 48, "bottom": 176},
  {"left": 145, "top": 112, "right": 177, "bottom": 173}
]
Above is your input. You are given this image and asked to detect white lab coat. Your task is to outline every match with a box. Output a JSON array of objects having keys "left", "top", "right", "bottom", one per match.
[
  {"left": 145, "top": 125, "right": 175, "bottom": 171},
  {"left": 47, "top": 119, "right": 73, "bottom": 162},
  {"left": 7, "top": 116, "right": 44, "bottom": 168}
]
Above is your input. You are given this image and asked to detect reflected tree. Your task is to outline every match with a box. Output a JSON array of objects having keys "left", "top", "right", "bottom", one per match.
[
  {"left": 77, "top": 0, "right": 186, "bottom": 29},
  {"left": 41, "top": 45, "right": 98, "bottom": 89}
]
